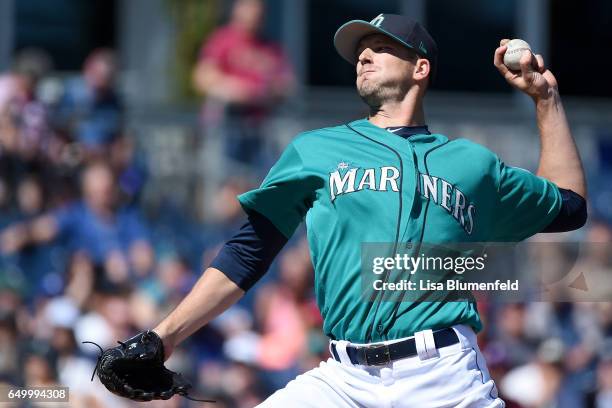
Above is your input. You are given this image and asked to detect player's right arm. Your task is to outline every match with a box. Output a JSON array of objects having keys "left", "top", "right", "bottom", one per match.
[
  {"left": 153, "top": 266, "right": 245, "bottom": 360},
  {"left": 155, "top": 138, "right": 320, "bottom": 359},
  {"left": 153, "top": 209, "right": 289, "bottom": 359}
]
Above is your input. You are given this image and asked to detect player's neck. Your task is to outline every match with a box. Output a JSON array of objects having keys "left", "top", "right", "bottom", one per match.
[{"left": 367, "top": 94, "right": 426, "bottom": 128}]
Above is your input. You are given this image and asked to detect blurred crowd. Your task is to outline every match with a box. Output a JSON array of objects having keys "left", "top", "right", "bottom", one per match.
[
  {"left": 0, "top": 0, "right": 611, "bottom": 407},
  {"left": 0, "top": 40, "right": 318, "bottom": 406}
]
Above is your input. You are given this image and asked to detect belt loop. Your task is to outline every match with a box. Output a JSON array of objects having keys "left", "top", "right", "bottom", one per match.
[
  {"left": 423, "top": 329, "right": 438, "bottom": 359},
  {"left": 328, "top": 341, "right": 337, "bottom": 360},
  {"left": 334, "top": 340, "right": 353, "bottom": 366},
  {"left": 415, "top": 330, "right": 438, "bottom": 360},
  {"left": 414, "top": 331, "right": 428, "bottom": 360}
]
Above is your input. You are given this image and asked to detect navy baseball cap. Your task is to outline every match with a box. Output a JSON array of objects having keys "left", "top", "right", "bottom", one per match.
[{"left": 334, "top": 14, "right": 438, "bottom": 80}]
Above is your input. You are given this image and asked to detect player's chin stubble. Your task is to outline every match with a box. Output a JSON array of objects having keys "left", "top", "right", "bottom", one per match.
[{"left": 357, "top": 77, "right": 410, "bottom": 109}]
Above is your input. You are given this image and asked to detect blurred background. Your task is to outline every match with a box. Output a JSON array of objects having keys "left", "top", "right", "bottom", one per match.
[{"left": 0, "top": 0, "right": 611, "bottom": 407}]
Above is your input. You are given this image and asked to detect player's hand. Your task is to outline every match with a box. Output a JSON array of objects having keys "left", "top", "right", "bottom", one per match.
[
  {"left": 151, "top": 326, "right": 175, "bottom": 362},
  {"left": 494, "top": 39, "right": 558, "bottom": 102}
]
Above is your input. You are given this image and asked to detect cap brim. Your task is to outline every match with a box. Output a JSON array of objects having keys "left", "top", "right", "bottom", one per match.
[{"left": 333, "top": 20, "right": 417, "bottom": 65}]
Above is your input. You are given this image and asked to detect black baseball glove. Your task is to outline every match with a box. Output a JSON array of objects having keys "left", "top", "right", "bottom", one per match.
[{"left": 84, "top": 330, "right": 213, "bottom": 402}]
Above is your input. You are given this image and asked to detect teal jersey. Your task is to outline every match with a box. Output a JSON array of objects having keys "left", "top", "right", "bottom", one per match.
[{"left": 238, "top": 118, "right": 562, "bottom": 343}]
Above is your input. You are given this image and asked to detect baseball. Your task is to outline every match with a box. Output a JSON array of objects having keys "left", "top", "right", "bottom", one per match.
[{"left": 503, "top": 39, "right": 532, "bottom": 71}]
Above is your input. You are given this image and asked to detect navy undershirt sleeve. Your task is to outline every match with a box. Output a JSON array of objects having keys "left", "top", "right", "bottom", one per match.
[
  {"left": 541, "top": 188, "right": 587, "bottom": 232},
  {"left": 209, "top": 210, "right": 289, "bottom": 291}
]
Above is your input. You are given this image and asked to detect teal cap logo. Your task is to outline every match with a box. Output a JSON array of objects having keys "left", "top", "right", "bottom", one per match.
[
  {"left": 419, "top": 41, "right": 428, "bottom": 54},
  {"left": 370, "top": 14, "right": 385, "bottom": 27}
]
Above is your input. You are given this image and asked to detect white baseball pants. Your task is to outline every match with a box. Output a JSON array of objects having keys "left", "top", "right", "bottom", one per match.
[{"left": 258, "top": 325, "right": 505, "bottom": 408}]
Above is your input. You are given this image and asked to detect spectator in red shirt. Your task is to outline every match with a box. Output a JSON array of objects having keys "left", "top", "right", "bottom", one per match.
[{"left": 193, "top": 0, "right": 294, "bottom": 169}]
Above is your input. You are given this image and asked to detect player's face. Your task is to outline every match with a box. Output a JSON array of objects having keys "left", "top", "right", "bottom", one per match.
[{"left": 355, "top": 34, "right": 419, "bottom": 107}]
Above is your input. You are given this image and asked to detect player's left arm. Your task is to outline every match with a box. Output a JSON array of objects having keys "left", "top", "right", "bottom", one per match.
[
  {"left": 493, "top": 39, "right": 586, "bottom": 200},
  {"left": 494, "top": 39, "right": 587, "bottom": 232}
]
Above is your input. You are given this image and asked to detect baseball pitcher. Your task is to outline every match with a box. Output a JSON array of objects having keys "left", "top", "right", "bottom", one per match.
[{"left": 94, "top": 14, "right": 587, "bottom": 407}]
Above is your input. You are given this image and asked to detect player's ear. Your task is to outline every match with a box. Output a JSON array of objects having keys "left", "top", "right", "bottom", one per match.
[{"left": 413, "top": 58, "right": 430, "bottom": 83}]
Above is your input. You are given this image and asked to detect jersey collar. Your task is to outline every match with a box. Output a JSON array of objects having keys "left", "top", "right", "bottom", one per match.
[
  {"left": 385, "top": 125, "right": 431, "bottom": 139},
  {"left": 348, "top": 118, "right": 447, "bottom": 147}
]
